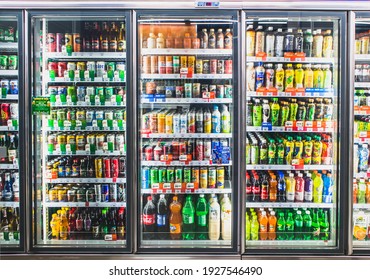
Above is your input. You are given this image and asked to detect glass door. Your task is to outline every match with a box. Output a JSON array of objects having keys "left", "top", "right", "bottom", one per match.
[
  {"left": 137, "top": 11, "right": 238, "bottom": 252},
  {"left": 244, "top": 12, "right": 344, "bottom": 251},
  {"left": 31, "top": 12, "right": 129, "bottom": 250},
  {"left": 0, "top": 12, "right": 23, "bottom": 251}
]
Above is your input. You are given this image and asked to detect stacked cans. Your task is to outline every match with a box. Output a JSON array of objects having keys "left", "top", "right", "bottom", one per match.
[
  {"left": 1, "top": 80, "right": 18, "bottom": 96},
  {"left": 0, "top": 103, "right": 18, "bottom": 125},
  {"left": 0, "top": 55, "right": 18, "bottom": 70},
  {"left": 142, "top": 166, "right": 226, "bottom": 189}
]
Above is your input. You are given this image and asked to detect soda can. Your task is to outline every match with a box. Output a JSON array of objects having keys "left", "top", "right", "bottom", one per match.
[
  {"left": 216, "top": 167, "right": 225, "bottom": 189},
  {"left": 158, "top": 167, "right": 167, "bottom": 183},
  {"left": 150, "top": 167, "right": 159, "bottom": 185},
  {"left": 109, "top": 184, "right": 118, "bottom": 202},
  {"left": 204, "top": 139, "right": 212, "bottom": 160},
  {"left": 200, "top": 167, "right": 208, "bottom": 188},
  {"left": 95, "top": 110, "right": 104, "bottom": 121},
  {"left": 67, "top": 62, "right": 76, "bottom": 71},
  {"left": 73, "top": 33, "right": 81, "bottom": 52},
  {"left": 86, "top": 110, "right": 95, "bottom": 125},
  {"left": 225, "top": 59, "right": 233, "bottom": 74},
  {"left": 119, "top": 157, "right": 126, "bottom": 177},
  {"left": 101, "top": 184, "right": 110, "bottom": 202},
  {"left": 56, "top": 33, "right": 64, "bottom": 52},
  {"left": 165, "top": 112, "right": 173, "bottom": 134},
  {"left": 0, "top": 55, "right": 8, "bottom": 69},
  {"left": 175, "top": 86, "right": 184, "bottom": 98},
  {"left": 57, "top": 62, "right": 67, "bottom": 77},
  {"left": 104, "top": 157, "right": 111, "bottom": 178},
  {"left": 95, "top": 158, "right": 103, "bottom": 178},
  {"left": 172, "top": 141, "right": 180, "bottom": 160},
  {"left": 180, "top": 56, "right": 187, "bottom": 68},
  {"left": 173, "top": 56, "right": 180, "bottom": 73},
  {"left": 86, "top": 187, "right": 95, "bottom": 202},
  {"left": 1, "top": 79, "right": 9, "bottom": 95},
  {"left": 192, "top": 83, "right": 201, "bottom": 98},
  {"left": 94, "top": 184, "right": 102, "bottom": 202},
  {"left": 117, "top": 184, "right": 125, "bottom": 202},
  {"left": 9, "top": 80, "right": 18, "bottom": 95},
  {"left": 216, "top": 85, "right": 225, "bottom": 98},
  {"left": 141, "top": 167, "right": 150, "bottom": 189},
  {"left": 76, "top": 86, "right": 86, "bottom": 102},
  {"left": 184, "top": 167, "right": 192, "bottom": 183},
  {"left": 145, "top": 145, "right": 153, "bottom": 161},
  {"left": 201, "top": 84, "right": 209, "bottom": 96},
  {"left": 107, "top": 133, "right": 115, "bottom": 149},
  {"left": 0, "top": 103, "right": 10, "bottom": 124},
  {"left": 158, "top": 56, "right": 166, "bottom": 74},
  {"left": 208, "top": 167, "right": 216, "bottom": 188},
  {"left": 96, "top": 61, "right": 105, "bottom": 77},
  {"left": 217, "top": 60, "right": 225, "bottom": 74},
  {"left": 187, "top": 139, "right": 195, "bottom": 160},
  {"left": 64, "top": 33, "right": 73, "bottom": 47},
  {"left": 150, "top": 55, "right": 158, "bottom": 74},
  {"left": 209, "top": 84, "right": 216, "bottom": 95},
  {"left": 187, "top": 109, "right": 196, "bottom": 133},
  {"left": 47, "top": 33, "right": 56, "bottom": 52},
  {"left": 167, "top": 167, "right": 175, "bottom": 183},
  {"left": 202, "top": 60, "right": 210, "bottom": 74},
  {"left": 188, "top": 56, "right": 196, "bottom": 70},
  {"left": 175, "top": 167, "right": 183, "bottom": 183},
  {"left": 195, "top": 59, "right": 203, "bottom": 74},
  {"left": 196, "top": 139, "right": 204, "bottom": 161},
  {"left": 195, "top": 110, "right": 203, "bottom": 133},
  {"left": 210, "top": 59, "right": 217, "bottom": 74},
  {"left": 173, "top": 113, "right": 181, "bottom": 134},
  {"left": 225, "top": 85, "right": 233, "bottom": 98},
  {"left": 191, "top": 167, "right": 200, "bottom": 184},
  {"left": 184, "top": 83, "right": 192, "bottom": 98},
  {"left": 179, "top": 141, "right": 187, "bottom": 156},
  {"left": 165, "top": 56, "right": 173, "bottom": 74},
  {"left": 8, "top": 55, "right": 17, "bottom": 70}
]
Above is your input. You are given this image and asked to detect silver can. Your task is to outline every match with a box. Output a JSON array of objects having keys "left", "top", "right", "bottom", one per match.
[
  {"left": 96, "top": 134, "right": 105, "bottom": 150},
  {"left": 77, "top": 86, "right": 86, "bottom": 102},
  {"left": 94, "top": 184, "right": 101, "bottom": 202},
  {"left": 115, "top": 134, "right": 125, "bottom": 149},
  {"left": 107, "top": 134, "right": 115, "bottom": 149},
  {"left": 10, "top": 103, "right": 18, "bottom": 119},
  {"left": 117, "top": 184, "right": 125, "bottom": 202},
  {"left": 104, "top": 110, "right": 114, "bottom": 120},
  {"left": 67, "top": 62, "right": 76, "bottom": 71},
  {"left": 225, "top": 85, "right": 233, "bottom": 98},
  {"left": 116, "top": 62, "right": 125, "bottom": 71},
  {"left": 184, "top": 83, "right": 192, "bottom": 98},
  {"left": 192, "top": 83, "right": 201, "bottom": 98},
  {"left": 86, "top": 86, "right": 95, "bottom": 96},
  {"left": 86, "top": 61, "right": 96, "bottom": 72},
  {"left": 86, "top": 110, "right": 95, "bottom": 125},
  {"left": 96, "top": 61, "right": 105, "bottom": 77},
  {"left": 109, "top": 184, "right": 117, "bottom": 202}
]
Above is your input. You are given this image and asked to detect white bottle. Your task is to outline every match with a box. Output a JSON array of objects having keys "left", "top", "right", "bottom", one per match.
[
  {"left": 212, "top": 105, "right": 221, "bottom": 133},
  {"left": 208, "top": 196, "right": 221, "bottom": 240},
  {"left": 147, "top": 33, "right": 157, "bottom": 49},
  {"left": 221, "top": 195, "right": 232, "bottom": 240},
  {"left": 156, "top": 33, "right": 165, "bottom": 49},
  {"left": 221, "top": 105, "right": 231, "bottom": 133},
  {"left": 262, "top": 99, "right": 270, "bottom": 123},
  {"left": 246, "top": 62, "right": 256, "bottom": 92}
]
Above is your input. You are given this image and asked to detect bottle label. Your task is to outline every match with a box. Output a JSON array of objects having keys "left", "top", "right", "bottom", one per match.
[
  {"left": 101, "top": 40, "right": 109, "bottom": 50},
  {"left": 118, "top": 40, "right": 126, "bottom": 50},
  {"left": 252, "top": 185, "right": 260, "bottom": 195},
  {"left": 109, "top": 40, "right": 118, "bottom": 50},
  {"left": 143, "top": 214, "right": 155, "bottom": 225},
  {"left": 209, "top": 208, "right": 219, "bottom": 221},
  {"left": 170, "top": 223, "right": 181, "bottom": 234},
  {"left": 313, "top": 227, "right": 320, "bottom": 237},
  {"left": 197, "top": 215, "right": 207, "bottom": 227},
  {"left": 92, "top": 226, "right": 99, "bottom": 237},
  {"left": 261, "top": 187, "right": 269, "bottom": 200},
  {"left": 183, "top": 214, "right": 194, "bottom": 224},
  {"left": 157, "top": 214, "right": 167, "bottom": 227}
]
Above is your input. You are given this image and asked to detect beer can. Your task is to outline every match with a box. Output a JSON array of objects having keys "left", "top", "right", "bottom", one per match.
[
  {"left": 64, "top": 33, "right": 73, "bottom": 47},
  {"left": 203, "top": 60, "right": 210, "bottom": 74},
  {"left": 8, "top": 55, "right": 18, "bottom": 70},
  {"left": 96, "top": 61, "right": 105, "bottom": 77},
  {"left": 225, "top": 85, "right": 233, "bottom": 98},
  {"left": 204, "top": 139, "right": 212, "bottom": 160},
  {"left": 101, "top": 184, "right": 109, "bottom": 202},
  {"left": 150, "top": 55, "right": 158, "bottom": 74},
  {"left": 76, "top": 86, "right": 86, "bottom": 102},
  {"left": 187, "top": 56, "right": 196, "bottom": 70},
  {"left": 57, "top": 134, "right": 66, "bottom": 145},
  {"left": 150, "top": 167, "right": 159, "bottom": 185},
  {"left": 196, "top": 139, "right": 204, "bottom": 161},
  {"left": 86, "top": 187, "right": 95, "bottom": 202},
  {"left": 0, "top": 55, "right": 7, "bottom": 70},
  {"left": 216, "top": 167, "right": 225, "bottom": 189},
  {"left": 225, "top": 59, "right": 233, "bottom": 74},
  {"left": 180, "top": 56, "right": 187, "bottom": 68},
  {"left": 210, "top": 59, "right": 217, "bottom": 74},
  {"left": 184, "top": 83, "right": 192, "bottom": 98},
  {"left": 175, "top": 167, "right": 183, "bottom": 183},
  {"left": 216, "top": 85, "right": 225, "bottom": 98},
  {"left": 95, "top": 158, "right": 103, "bottom": 178},
  {"left": 117, "top": 184, "right": 125, "bottom": 202},
  {"left": 142, "top": 55, "right": 151, "bottom": 74},
  {"left": 109, "top": 184, "right": 117, "bottom": 202},
  {"left": 67, "top": 62, "right": 76, "bottom": 71},
  {"left": 56, "top": 33, "right": 64, "bottom": 52},
  {"left": 192, "top": 83, "right": 201, "bottom": 98},
  {"left": 187, "top": 139, "right": 195, "bottom": 160},
  {"left": 73, "top": 33, "right": 81, "bottom": 52},
  {"left": 86, "top": 133, "right": 95, "bottom": 145},
  {"left": 208, "top": 167, "right": 216, "bottom": 188},
  {"left": 173, "top": 113, "right": 181, "bottom": 134},
  {"left": 167, "top": 167, "right": 175, "bottom": 183},
  {"left": 87, "top": 61, "right": 96, "bottom": 72},
  {"left": 158, "top": 167, "right": 167, "bottom": 183},
  {"left": 195, "top": 59, "right": 203, "bottom": 74},
  {"left": 76, "top": 134, "right": 85, "bottom": 150},
  {"left": 187, "top": 109, "right": 196, "bottom": 133},
  {"left": 200, "top": 167, "right": 208, "bottom": 188},
  {"left": 104, "top": 157, "right": 111, "bottom": 178},
  {"left": 58, "top": 62, "right": 67, "bottom": 77},
  {"left": 166, "top": 56, "right": 173, "bottom": 74},
  {"left": 94, "top": 184, "right": 102, "bottom": 202},
  {"left": 191, "top": 167, "right": 200, "bottom": 184},
  {"left": 96, "top": 134, "right": 105, "bottom": 151},
  {"left": 217, "top": 60, "right": 225, "bottom": 74},
  {"left": 141, "top": 167, "right": 150, "bottom": 189},
  {"left": 158, "top": 56, "right": 166, "bottom": 74},
  {"left": 47, "top": 33, "right": 56, "bottom": 52},
  {"left": 119, "top": 158, "right": 125, "bottom": 178},
  {"left": 9, "top": 80, "right": 18, "bottom": 95},
  {"left": 175, "top": 86, "right": 184, "bottom": 98},
  {"left": 173, "top": 56, "right": 180, "bottom": 73}
]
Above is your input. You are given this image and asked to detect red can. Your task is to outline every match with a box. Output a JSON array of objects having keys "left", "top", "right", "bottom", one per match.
[
  {"left": 210, "top": 59, "right": 217, "bottom": 74},
  {"left": 225, "top": 59, "right": 233, "bottom": 74},
  {"left": 145, "top": 146, "right": 153, "bottom": 161},
  {"left": 0, "top": 103, "right": 10, "bottom": 125},
  {"left": 179, "top": 141, "right": 187, "bottom": 156},
  {"left": 192, "top": 37, "right": 200, "bottom": 49},
  {"left": 187, "top": 139, "right": 195, "bottom": 160},
  {"left": 104, "top": 157, "right": 111, "bottom": 178},
  {"left": 172, "top": 141, "right": 179, "bottom": 160},
  {"left": 158, "top": 56, "right": 166, "bottom": 74},
  {"left": 119, "top": 157, "right": 125, "bottom": 178},
  {"left": 111, "top": 158, "right": 119, "bottom": 178},
  {"left": 57, "top": 62, "right": 67, "bottom": 77},
  {"left": 48, "top": 62, "right": 57, "bottom": 72},
  {"left": 163, "top": 144, "right": 172, "bottom": 157},
  {"left": 47, "top": 33, "right": 56, "bottom": 52},
  {"left": 56, "top": 33, "right": 64, "bottom": 52},
  {"left": 196, "top": 139, "right": 204, "bottom": 161}
]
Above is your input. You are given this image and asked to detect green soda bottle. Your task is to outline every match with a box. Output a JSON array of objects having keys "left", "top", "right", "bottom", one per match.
[
  {"left": 312, "top": 210, "right": 321, "bottom": 240},
  {"left": 280, "top": 101, "right": 290, "bottom": 126},
  {"left": 276, "top": 139, "right": 285, "bottom": 164},
  {"left": 320, "top": 210, "right": 330, "bottom": 240},
  {"left": 252, "top": 98, "right": 262, "bottom": 126},
  {"left": 289, "top": 98, "right": 298, "bottom": 121},
  {"left": 294, "top": 210, "right": 304, "bottom": 240},
  {"left": 303, "top": 210, "right": 312, "bottom": 240},
  {"left": 251, "top": 214, "right": 259, "bottom": 240},
  {"left": 182, "top": 195, "right": 195, "bottom": 240},
  {"left": 268, "top": 139, "right": 276, "bottom": 164},
  {"left": 277, "top": 212, "right": 286, "bottom": 240},
  {"left": 285, "top": 212, "right": 295, "bottom": 240},
  {"left": 271, "top": 98, "right": 280, "bottom": 126},
  {"left": 246, "top": 211, "right": 251, "bottom": 241},
  {"left": 196, "top": 194, "right": 208, "bottom": 240}
]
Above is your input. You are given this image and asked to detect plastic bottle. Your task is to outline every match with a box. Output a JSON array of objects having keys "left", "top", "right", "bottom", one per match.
[
  {"left": 280, "top": 101, "right": 290, "bottom": 126},
  {"left": 265, "top": 26, "right": 275, "bottom": 57},
  {"left": 320, "top": 210, "right": 330, "bottom": 240},
  {"left": 59, "top": 210, "right": 69, "bottom": 241},
  {"left": 275, "top": 63, "right": 285, "bottom": 91},
  {"left": 252, "top": 98, "right": 262, "bottom": 127},
  {"left": 285, "top": 136, "right": 294, "bottom": 164},
  {"left": 286, "top": 173, "right": 296, "bottom": 202},
  {"left": 255, "top": 62, "right": 265, "bottom": 89},
  {"left": 295, "top": 173, "right": 305, "bottom": 202},
  {"left": 262, "top": 99, "right": 270, "bottom": 123},
  {"left": 276, "top": 139, "right": 285, "bottom": 164},
  {"left": 268, "top": 210, "right": 277, "bottom": 240},
  {"left": 50, "top": 213, "right": 60, "bottom": 240},
  {"left": 182, "top": 195, "right": 195, "bottom": 240},
  {"left": 252, "top": 174, "right": 261, "bottom": 202},
  {"left": 303, "top": 29, "right": 313, "bottom": 57},
  {"left": 246, "top": 25, "right": 256, "bottom": 56},
  {"left": 270, "top": 98, "right": 280, "bottom": 126},
  {"left": 293, "top": 136, "right": 303, "bottom": 160},
  {"left": 142, "top": 196, "right": 156, "bottom": 240},
  {"left": 221, "top": 195, "right": 232, "bottom": 240},
  {"left": 313, "top": 173, "right": 324, "bottom": 203},
  {"left": 304, "top": 64, "right": 314, "bottom": 88},
  {"left": 366, "top": 179, "right": 370, "bottom": 203},
  {"left": 285, "top": 64, "right": 295, "bottom": 89},
  {"left": 358, "top": 179, "right": 366, "bottom": 204},
  {"left": 196, "top": 194, "right": 208, "bottom": 240},
  {"left": 251, "top": 214, "right": 259, "bottom": 240},
  {"left": 246, "top": 211, "right": 251, "bottom": 240},
  {"left": 312, "top": 210, "right": 321, "bottom": 240},
  {"left": 323, "top": 172, "right": 333, "bottom": 203},
  {"left": 304, "top": 173, "right": 314, "bottom": 202},
  {"left": 211, "top": 105, "right": 221, "bottom": 133},
  {"left": 269, "top": 175, "right": 278, "bottom": 202},
  {"left": 294, "top": 64, "right": 304, "bottom": 88},
  {"left": 303, "top": 210, "right": 312, "bottom": 240},
  {"left": 246, "top": 64, "right": 256, "bottom": 92},
  {"left": 277, "top": 172, "right": 286, "bottom": 202},
  {"left": 208, "top": 196, "right": 220, "bottom": 240},
  {"left": 312, "top": 136, "right": 323, "bottom": 165},
  {"left": 169, "top": 196, "right": 182, "bottom": 240},
  {"left": 303, "top": 136, "right": 313, "bottom": 164},
  {"left": 259, "top": 211, "right": 268, "bottom": 240},
  {"left": 294, "top": 210, "right": 304, "bottom": 240},
  {"left": 261, "top": 175, "right": 269, "bottom": 202},
  {"left": 289, "top": 98, "right": 298, "bottom": 121},
  {"left": 221, "top": 105, "right": 231, "bottom": 133},
  {"left": 277, "top": 212, "right": 286, "bottom": 240},
  {"left": 285, "top": 212, "right": 295, "bottom": 240}
]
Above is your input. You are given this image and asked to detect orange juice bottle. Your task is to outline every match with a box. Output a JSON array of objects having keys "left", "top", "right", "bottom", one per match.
[
  {"left": 259, "top": 210, "right": 268, "bottom": 240},
  {"left": 169, "top": 196, "right": 182, "bottom": 240},
  {"left": 268, "top": 210, "right": 277, "bottom": 240}
]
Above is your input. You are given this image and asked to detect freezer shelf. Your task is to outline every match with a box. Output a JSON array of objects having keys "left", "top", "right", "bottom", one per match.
[
  {"left": 247, "top": 91, "right": 335, "bottom": 98},
  {"left": 46, "top": 77, "right": 125, "bottom": 84},
  {"left": 141, "top": 98, "right": 233, "bottom": 104},
  {"left": 44, "top": 178, "right": 126, "bottom": 184},
  {"left": 0, "top": 95, "right": 18, "bottom": 101},
  {"left": 246, "top": 164, "right": 332, "bottom": 171},
  {"left": 246, "top": 126, "right": 334, "bottom": 133},
  {"left": 45, "top": 52, "right": 126, "bottom": 59},
  {"left": 141, "top": 74, "right": 232, "bottom": 80},
  {"left": 0, "top": 126, "right": 18, "bottom": 131},
  {"left": 0, "top": 42, "right": 18, "bottom": 51},
  {"left": 44, "top": 202, "right": 126, "bottom": 208},
  {"left": 0, "top": 240, "right": 19, "bottom": 245},
  {"left": 0, "top": 163, "right": 19, "bottom": 169},
  {"left": 355, "top": 54, "right": 370, "bottom": 61},
  {"left": 141, "top": 48, "right": 232, "bottom": 56},
  {"left": 246, "top": 56, "right": 335, "bottom": 64},
  {"left": 142, "top": 133, "right": 232, "bottom": 139},
  {"left": 141, "top": 188, "right": 232, "bottom": 195},
  {"left": 246, "top": 202, "right": 334, "bottom": 208},
  {"left": 42, "top": 240, "right": 126, "bottom": 245},
  {"left": 142, "top": 160, "right": 232, "bottom": 166},
  {"left": 48, "top": 151, "right": 126, "bottom": 156},
  {"left": 353, "top": 204, "right": 370, "bottom": 210},
  {"left": 50, "top": 103, "right": 126, "bottom": 108},
  {"left": 142, "top": 240, "right": 231, "bottom": 247},
  {"left": 0, "top": 70, "right": 18, "bottom": 76},
  {"left": 354, "top": 82, "right": 370, "bottom": 88},
  {"left": 353, "top": 241, "right": 370, "bottom": 246},
  {"left": 246, "top": 240, "right": 335, "bottom": 246},
  {"left": 0, "top": 202, "right": 19, "bottom": 207}
]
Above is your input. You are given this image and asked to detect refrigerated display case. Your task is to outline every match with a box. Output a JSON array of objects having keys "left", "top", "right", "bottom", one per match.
[
  {"left": 243, "top": 11, "right": 348, "bottom": 253},
  {"left": 351, "top": 12, "right": 370, "bottom": 253},
  {"left": 30, "top": 11, "right": 132, "bottom": 252},
  {"left": 136, "top": 10, "right": 240, "bottom": 253},
  {"left": 0, "top": 11, "right": 24, "bottom": 252}
]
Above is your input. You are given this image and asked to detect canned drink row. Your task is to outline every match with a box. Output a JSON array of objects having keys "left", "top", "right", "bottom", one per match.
[
  {"left": 0, "top": 103, "right": 18, "bottom": 125},
  {"left": 142, "top": 138, "right": 229, "bottom": 162},
  {"left": 142, "top": 166, "right": 227, "bottom": 189},
  {"left": 144, "top": 80, "right": 233, "bottom": 98},
  {"left": 48, "top": 183, "right": 125, "bottom": 203},
  {"left": 355, "top": 64, "right": 370, "bottom": 83},
  {"left": 0, "top": 55, "right": 18, "bottom": 70},
  {"left": 50, "top": 108, "right": 126, "bottom": 123},
  {"left": 355, "top": 31, "right": 370, "bottom": 55},
  {"left": 1, "top": 80, "right": 18, "bottom": 96},
  {"left": 142, "top": 55, "right": 232, "bottom": 75},
  {"left": 142, "top": 105, "right": 231, "bottom": 134},
  {"left": 48, "top": 132, "right": 125, "bottom": 153}
]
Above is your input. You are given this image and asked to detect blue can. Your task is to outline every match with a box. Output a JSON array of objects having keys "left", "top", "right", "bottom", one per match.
[
  {"left": 141, "top": 167, "right": 150, "bottom": 189},
  {"left": 101, "top": 184, "right": 110, "bottom": 202},
  {"left": 211, "top": 139, "right": 220, "bottom": 161},
  {"left": 58, "top": 164, "right": 66, "bottom": 178},
  {"left": 165, "top": 86, "right": 175, "bottom": 97},
  {"left": 77, "top": 86, "right": 86, "bottom": 102}
]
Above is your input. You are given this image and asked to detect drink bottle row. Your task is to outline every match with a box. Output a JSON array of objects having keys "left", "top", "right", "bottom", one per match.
[
  {"left": 142, "top": 80, "right": 233, "bottom": 98},
  {"left": 49, "top": 207, "right": 126, "bottom": 241},
  {"left": 142, "top": 194, "right": 232, "bottom": 241},
  {"left": 46, "top": 21, "right": 126, "bottom": 53},
  {"left": 48, "top": 60, "right": 125, "bottom": 81},
  {"left": 142, "top": 166, "right": 230, "bottom": 189},
  {"left": 1, "top": 80, "right": 18, "bottom": 97},
  {"left": 355, "top": 30, "right": 370, "bottom": 55},
  {"left": 47, "top": 183, "right": 125, "bottom": 203},
  {"left": 246, "top": 26, "right": 333, "bottom": 58},
  {"left": 0, "top": 54, "right": 18, "bottom": 70},
  {"left": 353, "top": 178, "right": 370, "bottom": 204},
  {"left": 246, "top": 170, "right": 333, "bottom": 203},
  {"left": 354, "top": 143, "right": 370, "bottom": 173},
  {"left": 247, "top": 63, "right": 332, "bottom": 92},
  {"left": 353, "top": 210, "right": 370, "bottom": 241},
  {"left": 142, "top": 138, "right": 230, "bottom": 162},
  {"left": 246, "top": 207, "right": 330, "bottom": 241},
  {"left": 354, "top": 116, "right": 370, "bottom": 135},
  {"left": 354, "top": 90, "right": 370, "bottom": 107},
  {"left": 48, "top": 132, "right": 126, "bottom": 154},
  {"left": 46, "top": 156, "right": 126, "bottom": 179},
  {"left": 143, "top": 28, "right": 233, "bottom": 50},
  {"left": 0, "top": 25, "right": 17, "bottom": 42},
  {"left": 355, "top": 64, "right": 370, "bottom": 82},
  {"left": 246, "top": 132, "right": 333, "bottom": 165},
  {"left": 0, "top": 103, "right": 18, "bottom": 125},
  {"left": 246, "top": 97, "right": 333, "bottom": 127},
  {"left": 142, "top": 106, "right": 231, "bottom": 134},
  {"left": 0, "top": 132, "right": 18, "bottom": 162},
  {"left": 142, "top": 55, "right": 232, "bottom": 75},
  {"left": 0, "top": 207, "right": 20, "bottom": 241},
  {"left": 0, "top": 172, "right": 19, "bottom": 202}
]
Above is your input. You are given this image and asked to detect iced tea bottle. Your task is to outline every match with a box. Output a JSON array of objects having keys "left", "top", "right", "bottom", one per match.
[
  {"left": 169, "top": 196, "right": 182, "bottom": 240},
  {"left": 259, "top": 210, "right": 268, "bottom": 240},
  {"left": 268, "top": 210, "right": 277, "bottom": 240}
]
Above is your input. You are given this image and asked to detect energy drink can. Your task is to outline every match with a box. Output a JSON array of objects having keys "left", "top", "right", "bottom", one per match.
[
  {"left": 101, "top": 184, "right": 109, "bottom": 202},
  {"left": 184, "top": 167, "right": 192, "bottom": 183},
  {"left": 95, "top": 158, "right": 103, "bottom": 178},
  {"left": 191, "top": 167, "right": 200, "bottom": 184},
  {"left": 196, "top": 59, "right": 203, "bottom": 74},
  {"left": 167, "top": 167, "right": 175, "bottom": 183},
  {"left": 200, "top": 167, "right": 208, "bottom": 188},
  {"left": 150, "top": 167, "right": 159, "bottom": 185},
  {"left": 216, "top": 167, "right": 225, "bottom": 189},
  {"left": 158, "top": 167, "right": 167, "bottom": 183},
  {"left": 208, "top": 167, "right": 216, "bottom": 188},
  {"left": 109, "top": 184, "right": 117, "bottom": 202},
  {"left": 141, "top": 167, "right": 150, "bottom": 189},
  {"left": 175, "top": 167, "right": 183, "bottom": 183}
]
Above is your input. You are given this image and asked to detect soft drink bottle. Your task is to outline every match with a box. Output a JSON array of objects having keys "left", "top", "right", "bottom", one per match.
[
  {"left": 270, "top": 98, "right": 280, "bottom": 126},
  {"left": 182, "top": 195, "right": 195, "bottom": 240},
  {"left": 293, "top": 136, "right": 303, "bottom": 160},
  {"left": 303, "top": 136, "right": 313, "bottom": 164},
  {"left": 246, "top": 172, "right": 253, "bottom": 202},
  {"left": 255, "top": 62, "right": 265, "bottom": 89},
  {"left": 304, "top": 173, "right": 314, "bottom": 202},
  {"left": 261, "top": 175, "right": 269, "bottom": 202},
  {"left": 285, "top": 212, "right": 295, "bottom": 240},
  {"left": 252, "top": 174, "right": 261, "bottom": 202},
  {"left": 142, "top": 196, "right": 157, "bottom": 240},
  {"left": 269, "top": 174, "right": 277, "bottom": 202},
  {"left": 246, "top": 63, "right": 256, "bottom": 92},
  {"left": 359, "top": 144, "right": 369, "bottom": 172},
  {"left": 289, "top": 98, "right": 298, "bottom": 121},
  {"left": 323, "top": 172, "right": 333, "bottom": 203},
  {"left": 221, "top": 195, "right": 232, "bottom": 240},
  {"left": 211, "top": 105, "right": 221, "bottom": 133},
  {"left": 277, "top": 212, "right": 286, "bottom": 240},
  {"left": 59, "top": 210, "right": 69, "bottom": 240},
  {"left": 251, "top": 214, "right": 259, "bottom": 240},
  {"left": 275, "top": 64, "right": 285, "bottom": 91},
  {"left": 312, "top": 210, "right": 321, "bottom": 240},
  {"left": 208, "top": 196, "right": 220, "bottom": 240},
  {"left": 277, "top": 172, "right": 286, "bottom": 202},
  {"left": 294, "top": 210, "right": 304, "bottom": 240},
  {"left": 252, "top": 98, "right": 262, "bottom": 126},
  {"left": 276, "top": 139, "right": 285, "bottom": 164},
  {"left": 221, "top": 105, "right": 231, "bottom": 133},
  {"left": 303, "top": 210, "right": 312, "bottom": 240},
  {"left": 295, "top": 173, "right": 305, "bottom": 202},
  {"left": 259, "top": 210, "right": 268, "bottom": 240},
  {"left": 196, "top": 194, "right": 208, "bottom": 240},
  {"left": 246, "top": 211, "right": 251, "bottom": 241},
  {"left": 268, "top": 210, "right": 277, "bottom": 240},
  {"left": 157, "top": 194, "right": 169, "bottom": 240},
  {"left": 313, "top": 173, "right": 324, "bottom": 203},
  {"left": 246, "top": 97, "right": 253, "bottom": 126},
  {"left": 357, "top": 179, "right": 366, "bottom": 204},
  {"left": 366, "top": 179, "right": 370, "bottom": 203},
  {"left": 320, "top": 210, "right": 330, "bottom": 240},
  {"left": 280, "top": 101, "right": 290, "bottom": 126},
  {"left": 50, "top": 213, "right": 60, "bottom": 240},
  {"left": 285, "top": 173, "right": 296, "bottom": 202},
  {"left": 285, "top": 64, "right": 294, "bottom": 89},
  {"left": 285, "top": 136, "right": 294, "bottom": 165},
  {"left": 169, "top": 196, "right": 182, "bottom": 240},
  {"left": 268, "top": 139, "right": 276, "bottom": 164},
  {"left": 262, "top": 99, "right": 270, "bottom": 123}
]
